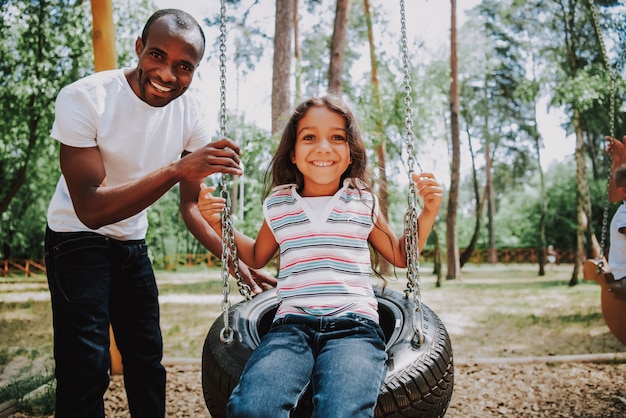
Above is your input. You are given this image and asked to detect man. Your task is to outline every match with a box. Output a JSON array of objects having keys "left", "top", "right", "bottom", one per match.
[{"left": 45, "top": 9, "right": 274, "bottom": 417}]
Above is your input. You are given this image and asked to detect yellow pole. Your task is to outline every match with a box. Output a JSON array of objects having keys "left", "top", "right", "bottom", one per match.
[
  {"left": 90, "top": 0, "right": 117, "bottom": 72},
  {"left": 90, "top": 0, "right": 123, "bottom": 375}
]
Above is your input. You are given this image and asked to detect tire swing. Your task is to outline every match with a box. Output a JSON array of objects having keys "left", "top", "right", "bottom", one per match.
[
  {"left": 581, "top": 1, "right": 626, "bottom": 347},
  {"left": 201, "top": 1, "right": 454, "bottom": 417}
]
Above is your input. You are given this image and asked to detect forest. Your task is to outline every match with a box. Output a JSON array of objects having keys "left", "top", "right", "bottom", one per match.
[{"left": 0, "top": 0, "right": 625, "bottom": 284}]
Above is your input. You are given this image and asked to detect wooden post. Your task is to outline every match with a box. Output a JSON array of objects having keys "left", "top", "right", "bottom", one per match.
[
  {"left": 90, "top": 0, "right": 117, "bottom": 72},
  {"left": 90, "top": 0, "right": 122, "bottom": 375}
]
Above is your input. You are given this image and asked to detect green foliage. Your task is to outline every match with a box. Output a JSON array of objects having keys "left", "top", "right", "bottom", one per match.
[
  {"left": 2, "top": 0, "right": 625, "bottom": 268},
  {"left": 0, "top": 374, "right": 52, "bottom": 404},
  {"left": 0, "top": 374, "right": 55, "bottom": 415},
  {"left": 0, "top": 1, "right": 92, "bottom": 258}
]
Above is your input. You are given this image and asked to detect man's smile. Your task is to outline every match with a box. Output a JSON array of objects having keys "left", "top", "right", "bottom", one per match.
[{"left": 150, "top": 80, "right": 173, "bottom": 93}]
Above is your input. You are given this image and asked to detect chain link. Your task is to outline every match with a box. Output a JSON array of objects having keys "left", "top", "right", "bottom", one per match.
[
  {"left": 400, "top": 0, "right": 424, "bottom": 347},
  {"left": 588, "top": 0, "right": 626, "bottom": 264},
  {"left": 218, "top": 0, "right": 251, "bottom": 345}
]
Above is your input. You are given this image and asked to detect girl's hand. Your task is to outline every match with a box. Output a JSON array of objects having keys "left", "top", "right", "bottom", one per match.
[
  {"left": 198, "top": 184, "right": 225, "bottom": 227},
  {"left": 412, "top": 172, "right": 443, "bottom": 213}
]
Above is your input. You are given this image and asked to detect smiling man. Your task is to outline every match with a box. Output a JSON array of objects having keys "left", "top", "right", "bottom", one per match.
[{"left": 44, "top": 9, "right": 274, "bottom": 417}]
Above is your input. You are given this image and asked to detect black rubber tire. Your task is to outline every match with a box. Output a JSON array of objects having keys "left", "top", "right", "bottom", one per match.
[{"left": 202, "top": 287, "right": 454, "bottom": 418}]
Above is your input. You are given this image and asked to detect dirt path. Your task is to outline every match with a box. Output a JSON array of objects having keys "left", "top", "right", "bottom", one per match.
[{"left": 95, "top": 358, "right": 626, "bottom": 417}]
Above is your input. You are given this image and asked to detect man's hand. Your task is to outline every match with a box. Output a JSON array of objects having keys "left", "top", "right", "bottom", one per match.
[
  {"left": 236, "top": 263, "right": 278, "bottom": 295},
  {"left": 176, "top": 138, "right": 243, "bottom": 180}
]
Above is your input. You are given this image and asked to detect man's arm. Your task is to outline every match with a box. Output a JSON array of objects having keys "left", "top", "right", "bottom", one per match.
[{"left": 61, "top": 138, "right": 242, "bottom": 230}]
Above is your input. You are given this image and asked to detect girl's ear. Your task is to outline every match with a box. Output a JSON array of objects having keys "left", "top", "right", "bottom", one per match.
[{"left": 290, "top": 150, "right": 296, "bottom": 163}]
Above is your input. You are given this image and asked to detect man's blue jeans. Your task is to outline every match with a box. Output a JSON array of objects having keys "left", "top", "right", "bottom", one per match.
[
  {"left": 227, "top": 313, "right": 387, "bottom": 418},
  {"left": 45, "top": 226, "right": 165, "bottom": 417}
]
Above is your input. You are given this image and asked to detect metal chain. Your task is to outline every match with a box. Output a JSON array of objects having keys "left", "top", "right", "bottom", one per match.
[
  {"left": 400, "top": 0, "right": 424, "bottom": 348},
  {"left": 218, "top": 0, "right": 251, "bottom": 345},
  {"left": 589, "top": 0, "right": 626, "bottom": 265}
]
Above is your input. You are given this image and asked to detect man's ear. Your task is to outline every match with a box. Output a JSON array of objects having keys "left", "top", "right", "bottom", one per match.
[{"left": 135, "top": 37, "right": 143, "bottom": 56}]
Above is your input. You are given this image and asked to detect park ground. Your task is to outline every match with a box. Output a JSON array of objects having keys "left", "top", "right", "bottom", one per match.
[{"left": 2, "top": 263, "right": 625, "bottom": 417}]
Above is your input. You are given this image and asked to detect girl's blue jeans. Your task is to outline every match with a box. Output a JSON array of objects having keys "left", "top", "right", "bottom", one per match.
[
  {"left": 45, "top": 226, "right": 165, "bottom": 418},
  {"left": 227, "top": 313, "right": 387, "bottom": 418}
]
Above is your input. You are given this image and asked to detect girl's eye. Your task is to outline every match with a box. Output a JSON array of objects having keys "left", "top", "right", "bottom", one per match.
[
  {"left": 302, "top": 135, "right": 315, "bottom": 141},
  {"left": 332, "top": 135, "right": 346, "bottom": 142}
]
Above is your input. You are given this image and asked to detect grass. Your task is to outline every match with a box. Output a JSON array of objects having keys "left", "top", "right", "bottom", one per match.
[
  {"left": 400, "top": 263, "right": 626, "bottom": 358},
  {"left": 1, "top": 262, "right": 625, "bottom": 413}
]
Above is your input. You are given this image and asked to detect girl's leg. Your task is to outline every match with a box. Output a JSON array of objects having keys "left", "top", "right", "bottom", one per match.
[
  {"left": 227, "top": 322, "right": 315, "bottom": 418},
  {"left": 311, "top": 316, "right": 387, "bottom": 418}
]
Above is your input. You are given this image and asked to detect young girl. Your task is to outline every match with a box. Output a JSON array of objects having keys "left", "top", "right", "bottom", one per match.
[{"left": 199, "top": 96, "right": 442, "bottom": 417}]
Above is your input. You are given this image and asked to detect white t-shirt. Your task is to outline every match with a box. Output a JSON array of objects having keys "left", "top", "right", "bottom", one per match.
[
  {"left": 609, "top": 201, "right": 626, "bottom": 280},
  {"left": 47, "top": 69, "right": 213, "bottom": 240}
]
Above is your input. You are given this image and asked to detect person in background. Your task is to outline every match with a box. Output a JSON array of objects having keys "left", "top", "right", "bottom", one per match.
[
  {"left": 603, "top": 135, "right": 626, "bottom": 299},
  {"left": 547, "top": 245, "right": 557, "bottom": 270},
  {"left": 45, "top": 9, "right": 274, "bottom": 417},
  {"left": 199, "top": 95, "right": 443, "bottom": 417}
]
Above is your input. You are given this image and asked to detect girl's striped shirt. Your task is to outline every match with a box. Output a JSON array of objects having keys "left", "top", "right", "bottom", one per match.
[{"left": 263, "top": 179, "right": 380, "bottom": 323}]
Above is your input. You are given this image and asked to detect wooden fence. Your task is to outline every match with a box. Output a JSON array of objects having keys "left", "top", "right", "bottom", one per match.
[
  {"left": 419, "top": 247, "right": 578, "bottom": 265},
  {"left": 2, "top": 248, "right": 579, "bottom": 277},
  {"left": 2, "top": 258, "right": 47, "bottom": 277}
]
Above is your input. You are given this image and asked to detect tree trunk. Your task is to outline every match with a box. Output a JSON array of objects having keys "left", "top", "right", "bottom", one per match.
[
  {"left": 571, "top": 108, "right": 588, "bottom": 287},
  {"left": 485, "top": 137, "right": 497, "bottom": 264},
  {"left": 363, "top": 0, "right": 390, "bottom": 274},
  {"left": 446, "top": 0, "right": 461, "bottom": 280},
  {"left": 535, "top": 130, "right": 547, "bottom": 276},
  {"left": 459, "top": 126, "right": 486, "bottom": 268},
  {"left": 328, "top": 0, "right": 350, "bottom": 96},
  {"left": 293, "top": 0, "right": 302, "bottom": 104},
  {"left": 432, "top": 222, "right": 443, "bottom": 287},
  {"left": 537, "top": 161, "right": 547, "bottom": 276},
  {"left": 272, "top": 0, "right": 293, "bottom": 134}
]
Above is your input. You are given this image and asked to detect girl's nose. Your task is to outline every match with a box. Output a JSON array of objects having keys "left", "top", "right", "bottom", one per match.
[{"left": 316, "top": 137, "right": 332, "bottom": 151}]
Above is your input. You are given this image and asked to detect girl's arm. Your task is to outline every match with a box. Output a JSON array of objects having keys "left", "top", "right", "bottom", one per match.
[
  {"left": 369, "top": 172, "right": 442, "bottom": 267},
  {"left": 198, "top": 184, "right": 279, "bottom": 269}
]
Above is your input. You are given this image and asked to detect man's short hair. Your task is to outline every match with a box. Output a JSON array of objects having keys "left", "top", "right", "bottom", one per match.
[{"left": 142, "top": 9, "right": 206, "bottom": 55}]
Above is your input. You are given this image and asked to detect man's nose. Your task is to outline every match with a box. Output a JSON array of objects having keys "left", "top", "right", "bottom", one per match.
[{"left": 157, "top": 64, "right": 176, "bottom": 82}]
